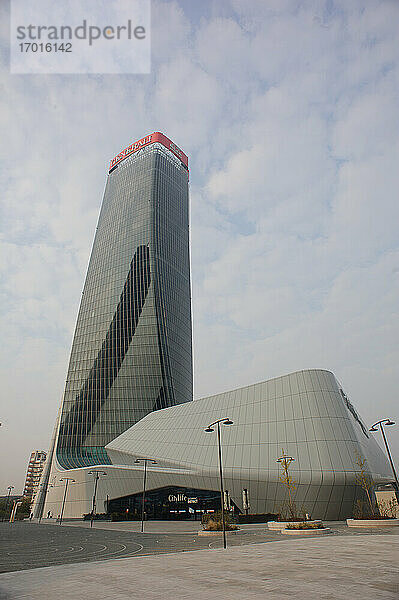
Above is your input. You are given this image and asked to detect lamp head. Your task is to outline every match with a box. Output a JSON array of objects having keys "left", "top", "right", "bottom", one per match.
[
  {"left": 223, "top": 419, "right": 233, "bottom": 425},
  {"left": 385, "top": 420, "right": 395, "bottom": 426},
  {"left": 277, "top": 455, "right": 294, "bottom": 463},
  {"left": 369, "top": 426, "right": 378, "bottom": 432},
  {"left": 205, "top": 427, "right": 214, "bottom": 433}
]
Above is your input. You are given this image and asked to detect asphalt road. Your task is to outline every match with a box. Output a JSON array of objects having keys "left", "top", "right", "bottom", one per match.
[
  {"left": 0, "top": 522, "right": 268, "bottom": 572},
  {"left": 0, "top": 522, "right": 206, "bottom": 573},
  {"left": 1, "top": 521, "right": 398, "bottom": 574}
]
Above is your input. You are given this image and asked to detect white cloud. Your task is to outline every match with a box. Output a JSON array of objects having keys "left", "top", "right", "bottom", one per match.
[
  {"left": 152, "top": 0, "right": 191, "bottom": 63},
  {"left": 152, "top": 55, "right": 224, "bottom": 150}
]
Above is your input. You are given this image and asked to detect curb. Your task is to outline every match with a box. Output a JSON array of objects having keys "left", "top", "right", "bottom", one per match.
[
  {"left": 346, "top": 518, "right": 399, "bottom": 527},
  {"left": 281, "top": 527, "right": 331, "bottom": 535},
  {"left": 197, "top": 530, "right": 239, "bottom": 536}
]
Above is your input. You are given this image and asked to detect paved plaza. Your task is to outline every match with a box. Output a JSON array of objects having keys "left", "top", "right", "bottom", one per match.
[{"left": 0, "top": 521, "right": 397, "bottom": 599}]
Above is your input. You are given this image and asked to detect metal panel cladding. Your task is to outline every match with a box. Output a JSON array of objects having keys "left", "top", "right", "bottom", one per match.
[{"left": 56, "top": 139, "right": 192, "bottom": 469}]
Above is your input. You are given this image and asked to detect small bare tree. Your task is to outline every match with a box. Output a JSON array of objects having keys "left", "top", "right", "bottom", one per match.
[
  {"left": 354, "top": 452, "right": 376, "bottom": 517},
  {"left": 377, "top": 498, "right": 398, "bottom": 519},
  {"left": 201, "top": 511, "right": 238, "bottom": 531},
  {"left": 277, "top": 449, "right": 302, "bottom": 521}
]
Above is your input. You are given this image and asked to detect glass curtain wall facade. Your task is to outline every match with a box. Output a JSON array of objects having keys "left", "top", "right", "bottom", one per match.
[{"left": 56, "top": 137, "right": 192, "bottom": 469}]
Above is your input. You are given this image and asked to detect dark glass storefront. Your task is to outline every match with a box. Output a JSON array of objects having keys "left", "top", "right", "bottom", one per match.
[{"left": 108, "top": 486, "right": 232, "bottom": 520}]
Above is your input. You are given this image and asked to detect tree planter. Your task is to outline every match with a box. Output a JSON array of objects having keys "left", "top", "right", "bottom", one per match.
[
  {"left": 198, "top": 529, "right": 239, "bottom": 536},
  {"left": 281, "top": 527, "right": 331, "bottom": 535},
  {"left": 268, "top": 520, "right": 322, "bottom": 531},
  {"left": 346, "top": 518, "right": 399, "bottom": 527}
]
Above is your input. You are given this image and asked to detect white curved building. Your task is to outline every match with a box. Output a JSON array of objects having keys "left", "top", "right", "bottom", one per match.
[{"left": 39, "top": 369, "right": 392, "bottom": 520}]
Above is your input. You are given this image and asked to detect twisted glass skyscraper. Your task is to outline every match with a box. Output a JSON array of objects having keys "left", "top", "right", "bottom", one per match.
[{"left": 55, "top": 132, "right": 192, "bottom": 469}]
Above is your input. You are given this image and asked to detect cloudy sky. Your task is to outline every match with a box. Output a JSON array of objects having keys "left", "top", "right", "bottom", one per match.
[{"left": 1, "top": 0, "right": 398, "bottom": 493}]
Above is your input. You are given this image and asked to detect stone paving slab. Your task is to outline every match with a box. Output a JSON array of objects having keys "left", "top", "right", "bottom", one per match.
[{"left": 0, "top": 534, "right": 397, "bottom": 600}]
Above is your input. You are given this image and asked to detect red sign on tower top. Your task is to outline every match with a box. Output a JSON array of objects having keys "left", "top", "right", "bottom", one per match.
[{"left": 109, "top": 132, "right": 188, "bottom": 172}]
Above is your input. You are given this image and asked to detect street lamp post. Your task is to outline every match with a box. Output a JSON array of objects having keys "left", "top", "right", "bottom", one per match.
[
  {"left": 205, "top": 417, "right": 233, "bottom": 549},
  {"left": 3, "top": 486, "right": 14, "bottom": 522},
  {"left": 369, "top": 419, "right": 398, "bottom": 490},
  {"left": 135, "top": 458, "right": 157, "bottom": 533},
  {"left": 9, "top": 499, "right": 22, "bottom": 523},
  {"left": 38, "top": 481, "right": 54, "bottom": 523},
  {"left": 59, "top": 478, "right": 75, "bottom": 525},
  {"left": 87, "top": 471, "right": 107, "bottom": 528}
]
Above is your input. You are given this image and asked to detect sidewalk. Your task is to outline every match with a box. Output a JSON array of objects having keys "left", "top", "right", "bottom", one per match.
[{"left": 0, "top": 534, "right": 397, "bottom": 600}]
